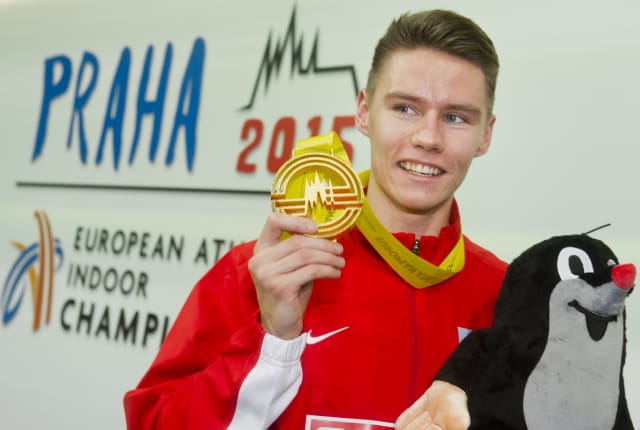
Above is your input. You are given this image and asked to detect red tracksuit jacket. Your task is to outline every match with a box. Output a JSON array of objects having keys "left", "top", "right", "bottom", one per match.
[{"left": 124, "top": 210, "right": 507, "bottom": 429}]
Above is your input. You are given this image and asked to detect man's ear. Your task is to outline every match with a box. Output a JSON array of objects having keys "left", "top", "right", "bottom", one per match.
[
  {"left": 475, "top": 114, "right": 496, "bottom": 157},
  {"left": 355, "top": 89, "right": 370, "bottom": 137}
]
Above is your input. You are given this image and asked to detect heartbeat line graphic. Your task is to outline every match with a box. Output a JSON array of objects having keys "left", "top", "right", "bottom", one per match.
[
  {"left": 240, "top": 6, "right": 360, "bottom": 111},
  {"left": 304, "top": 171, "right": 335, "bottom": 210}
]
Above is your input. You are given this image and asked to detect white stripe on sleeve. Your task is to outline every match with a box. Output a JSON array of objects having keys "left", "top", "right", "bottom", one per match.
[{"left": 227, "top": 332, "right": 307, "bottom": 429}]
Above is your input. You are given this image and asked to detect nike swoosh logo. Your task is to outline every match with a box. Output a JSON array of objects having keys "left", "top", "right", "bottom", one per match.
[{"left": 306, "top": 326, "right": 350, "bottom": 345}]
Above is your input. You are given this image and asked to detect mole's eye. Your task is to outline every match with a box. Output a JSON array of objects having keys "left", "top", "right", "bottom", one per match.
[{"left": 557, "top": 246, "right": 594, "bottom": 280}]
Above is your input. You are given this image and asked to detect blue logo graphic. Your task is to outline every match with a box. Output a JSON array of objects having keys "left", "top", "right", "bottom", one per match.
[{"left": 2, "top": 210, "right": 64, "bottom": 330}]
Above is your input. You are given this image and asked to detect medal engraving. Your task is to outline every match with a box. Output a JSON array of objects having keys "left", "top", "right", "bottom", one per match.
[{"left": 271, "top": 152, "right": 364, "bottom": 238}]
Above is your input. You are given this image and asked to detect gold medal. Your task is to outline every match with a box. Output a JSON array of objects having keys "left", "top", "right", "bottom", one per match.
[{"left": 271, "top": 147, "right": 364, "bottom": 239}]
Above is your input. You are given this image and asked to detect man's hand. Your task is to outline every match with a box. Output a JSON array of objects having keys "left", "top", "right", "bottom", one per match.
[
  {"left": 248, "top": 213, "right": 345, "bottom": 340},
  {"left": 395, "top": 381, "right": 470, "bottom": 430}
]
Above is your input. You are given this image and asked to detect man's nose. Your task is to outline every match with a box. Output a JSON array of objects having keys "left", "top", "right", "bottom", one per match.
[{"left": 410, "top": 115, "right": 443, "bottom": 152}]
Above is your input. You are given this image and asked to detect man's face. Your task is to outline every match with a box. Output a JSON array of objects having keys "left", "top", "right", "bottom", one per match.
[{"left": 356, "top": 48, "right": 495, "bottom": 221}]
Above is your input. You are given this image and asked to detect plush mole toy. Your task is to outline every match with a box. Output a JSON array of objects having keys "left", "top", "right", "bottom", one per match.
[{"left": 436, "top": 234, "right": 636, "bottom": 429}]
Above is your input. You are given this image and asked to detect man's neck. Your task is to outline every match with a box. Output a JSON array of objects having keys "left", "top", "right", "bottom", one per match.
[{"left": 365, "top": 183, "right": 453, "bottom": 238}]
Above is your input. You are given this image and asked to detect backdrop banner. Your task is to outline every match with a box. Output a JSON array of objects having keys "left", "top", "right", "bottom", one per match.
[{"left": 1, "top": 1, "right": 638, "bottom": 428}]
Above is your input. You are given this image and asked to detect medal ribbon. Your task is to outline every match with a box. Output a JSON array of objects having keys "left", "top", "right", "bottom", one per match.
[{"left": 292, "top": 132, "right": 465, "bottom": 288}]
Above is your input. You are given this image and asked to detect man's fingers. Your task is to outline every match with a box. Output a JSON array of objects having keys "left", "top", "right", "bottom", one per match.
[
  {"left": 395, "top": 381, "right": 470, "bottom": 430},
  {"left": 250, "top": 235, "right": 344, "bottom": 287},
  {"left": 278, "top": 235, "right": 344, "bottom": 267},
  {"left": 255, "top": 258, "right": 344, "bottom": 297},
  {"left": 395, "top": 410, "right": 440, "bottom": 430},
  {"left": 255, "top": 213, "right": 318, "bottom": 251},
  {"left": 395, "top": 392, "right": 429, "bottom": 428},
  {"left": 430, "top": 381, "right": 470, "bottom": 430}
]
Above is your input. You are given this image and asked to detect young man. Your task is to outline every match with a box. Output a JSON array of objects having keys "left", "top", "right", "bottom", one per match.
[{"left": 124, "top": 9, "right": 506, "bottom": 430}]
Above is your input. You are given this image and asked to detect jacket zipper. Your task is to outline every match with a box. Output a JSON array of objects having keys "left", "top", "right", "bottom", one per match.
[
  {"left": 412, "top": 238, "right": 421, "bottom": 255},
  {"left": 408, "top": 238, "right": 420, "bottom": 400}
]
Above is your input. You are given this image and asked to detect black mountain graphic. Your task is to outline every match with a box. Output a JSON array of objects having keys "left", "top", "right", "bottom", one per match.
[{"left": 240, "top": 7, "right": 360, "bottom": 111}]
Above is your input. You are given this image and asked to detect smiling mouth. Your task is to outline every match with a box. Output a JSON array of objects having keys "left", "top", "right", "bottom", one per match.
[
  {"left": 568, "top": 300, "right": 618, "bottom": 341},
  {"left": 398, "top": 161, "right": 443, "bottom": 176}
]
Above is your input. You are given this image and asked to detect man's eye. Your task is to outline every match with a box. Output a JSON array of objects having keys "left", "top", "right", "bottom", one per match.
[
  {"left": 444, "top": 114, "right": 465, "bottom": 123},
  {"left": 395, "top": 104, "right": 416, "bottom": 115}
]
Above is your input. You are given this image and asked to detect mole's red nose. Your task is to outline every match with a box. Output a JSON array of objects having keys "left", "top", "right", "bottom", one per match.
[{"left": 612, "top": 263, "right": 636, "bottom": 290}]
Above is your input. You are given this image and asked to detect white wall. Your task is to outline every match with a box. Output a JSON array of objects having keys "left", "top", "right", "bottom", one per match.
[{"left": 0, "top": 0, "right": 638, "bottom": 428}]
